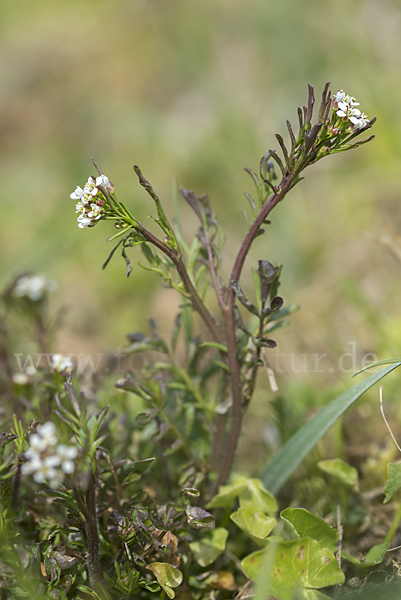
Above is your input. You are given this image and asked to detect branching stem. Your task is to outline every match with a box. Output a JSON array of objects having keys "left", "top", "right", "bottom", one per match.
[{"left": 214, "top": 172, "right": 297, "bottom": 489}]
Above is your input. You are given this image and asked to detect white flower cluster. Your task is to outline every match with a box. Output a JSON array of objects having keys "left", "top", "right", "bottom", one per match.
[
  {"left": 70, "top": 174, "right": 112, "bottom": 229},
  {"left": 14, "top": 275, "right": 57, "bottom": 301},
  {"left": 51, "top": 353, "right": 73, "bottom": 373},
  {"left": 333, "top": 90, "right": 370, "bottom": 131},
  {"left": 22, "top": 422, "right": 78, "bottom": 488}
]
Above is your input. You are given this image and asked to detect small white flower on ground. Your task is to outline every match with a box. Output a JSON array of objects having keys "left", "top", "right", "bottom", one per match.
[
  {"left": 37, "top": 422, "right": 58, "bottom": 447},
  {"left": 14, "top": 275, "right": 57, "bottom": 301},
  {"left": 33, "top": 457, "right": 58, "bottom": 484},
  {"left": 21, "top": 453, "right": 42, "bottom": 475},
  {"left": 12, "top": 373, "right": 28, "bottom": 385},
  {"left": 23, "top": 422, "right": 78, "bottom": 487},
  {"left": 47, "top": 470, "right": 65, "bottom": 488},
  {"left": 26, "top": 365, "right": 37, "bottom": 376},
  {"left": 51, "top": 354, "right": 73, "bottom": 373},
  {"left": 56, "top": 444, "right": 78, "bottom": 474},
  {"left": 28, "top": 432, "right": 48, "bottom": 454}
]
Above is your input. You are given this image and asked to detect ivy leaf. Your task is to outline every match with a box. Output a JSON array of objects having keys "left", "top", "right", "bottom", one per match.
[
  {"left": 342, "top": 542, "right": 389, "bottom": 568},
  {"left": 146, "top": 563, "right": 183, "bottom": 599},
  {"left": 189, "top": 528, "right": 228, "bottom": 567},
  {"left": 384, "top": 462, "right": 401, "bottom": 503},
  {"left": 206, "top": 476, "right": 248, "bottom": 509},
  {"left": 280, "top": 508, "right": 338, "bottom": 553},
  {"left": 189, "top": 571, "right": 235, "bottom": 591},
  {"left": 241, "top": 538, "right": 344, "bottom": 598},
  {"left": 239, "top": 478, "right": 277, "bottom": 515},
  {"left": 317, "top": 458, "right": 358, "bottom": 488},
  {"left": 231, "top": 508, "right": 276, "bottom": 546}
]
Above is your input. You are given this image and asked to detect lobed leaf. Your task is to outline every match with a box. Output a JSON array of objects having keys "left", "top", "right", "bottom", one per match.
[
  {"left": 384, "top": 462, "right": 401, "bottom": 503},
  {"left": 230, "top": 508, "right": 276, "bottom": 546},
  {"left": 189, "top": 527, "right": 228, "bottom": 567},
  {"left": 241, "top": 537, "right": 344, "bottom": 598},
  {"left": 317, "top": 458, "right": 358, "bottom": 488},
  {"left": 280, "top": 508, "right": 338, "bottom": 553}
]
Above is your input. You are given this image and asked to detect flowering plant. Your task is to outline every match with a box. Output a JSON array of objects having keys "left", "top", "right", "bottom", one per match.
[
  {"left": 4, "top": 83, "right": 401, "bottom": 600},
  {"left": 69, "top": 84, "right": 375, "bottom": 491}
]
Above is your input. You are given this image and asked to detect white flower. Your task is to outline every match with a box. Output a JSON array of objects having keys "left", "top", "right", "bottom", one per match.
[
  {"left": 336, "top": 101, "right": 360, "bottom": 119},
  {"left": 87, "top": 203, "right": 103, "bottom": 220},
  {"left": 77, "top": 213, "right": 92, "bottom": 228},
  {"left": 22, "top": 453, "right": 42, "bottom": 475},
  {"left": 348, "top": 109, "right": 362, "bottom": 125},
  {"left": 37, "top": 422, "right": 58, "bottom": 447},
  {"left": 70, "top": 177, "right": 96, "bottom": 203},
  {"left": 33, "top": 456, "right": 59, "bottom": 484},
  {"left": 12, "top": 373, "right": 28, "bottom": 385},
  {"left": 28, "top": 432, "right": 48, "bottom": 454},
  {"left": 71, "top": 174, "right": 112, "bottom": 229},
  {"left": 12, "top": 365, "right": 36, "bottom": 385},
  {"left": 51, "top": 354, "right": 73, "bottom": 373},
  {"left": 70, "top": 186, "right": 85, "bottom": 200},
  {"left": 14, "top": 275, "right": 57, "bottom": 301},
  {"left": 75, "top": 200, "right": 88, "bottom": 213},
  {"left": 333, "top": 90, "right": 346, "bottom": 105},
  {"left": 47, "top": 469, "right": 65, "bottom": 488},
  {"left": 56, "top": 444, "right": 78, "bottom": 474},
  {"left": 23, "top": 423, "right": 77, "bottom": 487},
  {"left": 345, "top": 95, "right": 360, "bottom": 107},
  {"left": 352, "top": 113, "right": 369, "bottom": 131},
  {"left": 95, "top": 174, "right": 111, "bottom": 189},
  {"left": 333, "top": 91, "right": 369, "bottom": 131}
]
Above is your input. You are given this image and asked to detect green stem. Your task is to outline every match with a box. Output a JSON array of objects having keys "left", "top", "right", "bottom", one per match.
[{"left": 384, "top": 501, "right": 401, "bottom": 545}]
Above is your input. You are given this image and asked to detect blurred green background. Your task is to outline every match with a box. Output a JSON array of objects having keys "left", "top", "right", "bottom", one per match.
[{"left": 2, "top": 0, "right": 401, "bottom": 410}]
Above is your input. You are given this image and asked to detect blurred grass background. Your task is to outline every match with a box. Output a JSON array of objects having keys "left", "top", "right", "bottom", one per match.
[{"left": 2, "top": 0, "right": 401, "bottom": 437}]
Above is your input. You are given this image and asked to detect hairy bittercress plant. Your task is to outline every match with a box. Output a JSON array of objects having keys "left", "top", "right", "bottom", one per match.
[{"left": 5, "top": 84, "right": 401, "bottom": 600}]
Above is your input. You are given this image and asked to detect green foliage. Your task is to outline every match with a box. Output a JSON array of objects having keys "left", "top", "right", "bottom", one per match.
[
  {"left": 261, "top": 364, "right": 401, "bottom": 495},
  {"left": 342, "top": 543, "right": 390, "bottom": 569},
  {"left": 384, "top": 463, "right": 401, "bottom": 503},
  {"left": 241, "top": 538, "right": 344, "bottom": 599},
  {"left": 317, "top": 459, "right": 358, "bottom": 488},
  {"left": 189, "top": 528, "right": 228, "bottom": 567},
  {"left": 1, "top": 81, "right": 401, "bottom": 599},
  {"left": 280, "top": 508, "right": 339, "bottom": 553}
]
